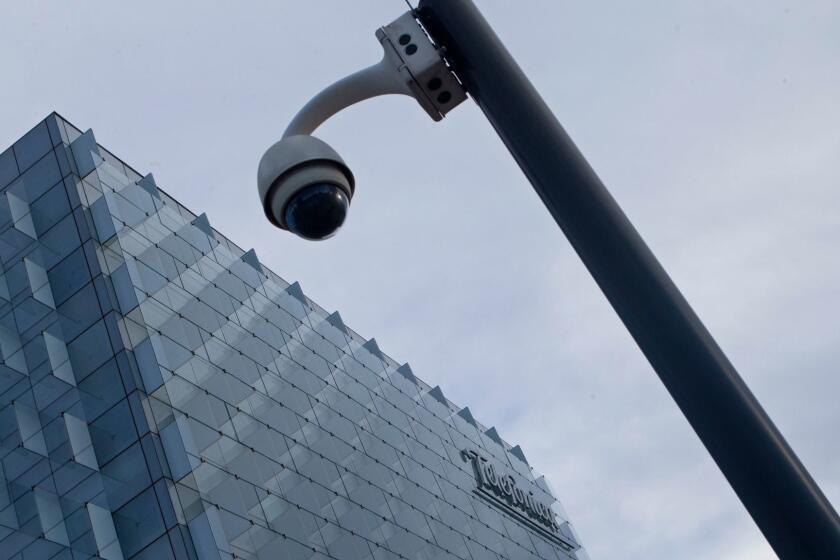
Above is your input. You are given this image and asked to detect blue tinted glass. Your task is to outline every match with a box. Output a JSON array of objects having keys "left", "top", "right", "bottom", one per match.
[
  {"left": 13, "top": 121, "right": 52, "bottom": 171},
  {"left": 112, "top": 487, "right": 166, "bottom": 556},
  {"left": 0, "top": 147, "right": 18, "bottom": 188}
]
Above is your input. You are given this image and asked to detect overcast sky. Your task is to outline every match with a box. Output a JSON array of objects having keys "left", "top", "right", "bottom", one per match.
[{"left": 3, "top": 1, "right": 840, "bottom": 558}]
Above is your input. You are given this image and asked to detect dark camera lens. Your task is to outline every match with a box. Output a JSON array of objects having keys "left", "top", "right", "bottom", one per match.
[{"left": 284, "top": 183, "right": 349, "bottom": 240}]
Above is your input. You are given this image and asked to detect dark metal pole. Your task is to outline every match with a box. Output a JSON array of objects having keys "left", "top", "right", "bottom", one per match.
[{"left": 416, "top": 1, "right": 840, "bottom": 558}]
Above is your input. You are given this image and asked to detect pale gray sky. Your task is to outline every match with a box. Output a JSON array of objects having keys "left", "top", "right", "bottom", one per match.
[{"left": 3, "top": 1, "right": 839, "bottom": 558}]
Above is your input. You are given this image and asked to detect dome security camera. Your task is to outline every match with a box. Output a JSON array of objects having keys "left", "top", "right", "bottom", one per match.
[
  {"left": 258, "top": 11, "right": 466, "bottom": 240},
  {"left": 258, "top": 135, "right": 354, "bottom": 241}
]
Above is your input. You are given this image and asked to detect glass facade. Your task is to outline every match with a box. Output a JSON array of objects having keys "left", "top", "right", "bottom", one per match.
[{"left": 0, "top": 115, "right": 587, "bottom": 560}]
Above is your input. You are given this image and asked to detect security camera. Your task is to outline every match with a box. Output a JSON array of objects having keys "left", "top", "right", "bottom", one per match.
[
  {"left": 257, "top": 10, "right": 466, "bottom": 240},
  {"left": 258, "top": 135, "right": 354, "bottom": 240}
]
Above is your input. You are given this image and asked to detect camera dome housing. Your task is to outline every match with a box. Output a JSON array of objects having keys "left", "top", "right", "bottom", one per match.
[{"left": 258, "top": 135, "right": 355, "bottom": 240}]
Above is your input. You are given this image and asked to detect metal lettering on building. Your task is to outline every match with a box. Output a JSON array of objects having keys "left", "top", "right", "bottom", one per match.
[{"left": 461, "top": 449, "right": 561, "bottom": 534}]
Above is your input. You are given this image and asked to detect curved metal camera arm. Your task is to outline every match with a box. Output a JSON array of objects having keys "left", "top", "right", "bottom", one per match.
[
  {"left": 283, "top": 10, "right": 467, "bottom": 138},
  {"left": 258, "top": 10, "right": 466, "bottom": 240},
  {"left": 283, "top": 60, "right": 409, "bottom": 138}
]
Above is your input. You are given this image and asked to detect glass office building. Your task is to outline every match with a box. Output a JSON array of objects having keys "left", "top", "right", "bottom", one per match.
[{"left": 0, "top": 115, "right": 586, "bottom": 560}]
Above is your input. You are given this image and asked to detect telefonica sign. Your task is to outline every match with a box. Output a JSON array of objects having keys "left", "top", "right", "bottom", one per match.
[{"left": 461, "top": 448, "right": 571, "bottom": 546}]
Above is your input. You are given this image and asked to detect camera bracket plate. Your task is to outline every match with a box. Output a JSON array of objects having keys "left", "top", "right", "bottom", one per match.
[{"left": 376, "top": 11, "right": 467, "bottom": 121}]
